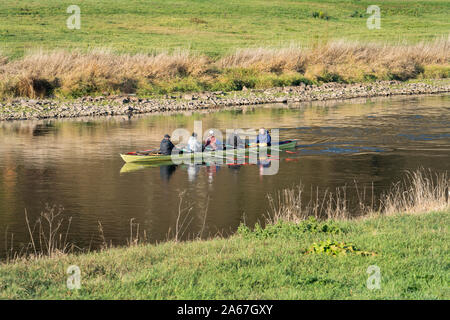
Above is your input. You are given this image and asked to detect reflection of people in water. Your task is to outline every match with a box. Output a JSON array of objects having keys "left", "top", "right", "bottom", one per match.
[
  {"left": 206, "top": 165, "right": 220, "bottom": 184},
  {"left": 227, "top": 164, "right": 241, "bottom": 173},
  {"left": 187, "top": 133, "right": 202, "bottom": 153},
  {"left": 187, "top": 164, "right": 201, "bottom": 182},
  {"left": 160, "top": 165, "right": 177, "bottom": 181},
  {"left": 259, "top": 159, "right": 272, "bottom": 168},
  {"left": 258, "top": 159, "right": 272, "bottom": 176}
]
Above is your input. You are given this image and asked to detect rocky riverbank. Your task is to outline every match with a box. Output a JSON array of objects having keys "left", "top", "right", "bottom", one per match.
[{"left": 1, "top": 80, "right": 449, "bottom": 121}]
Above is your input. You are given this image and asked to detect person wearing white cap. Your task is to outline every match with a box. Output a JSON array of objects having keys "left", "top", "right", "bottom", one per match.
[{"left": 205, "top": 130, "right": 218, "bottom": 150}]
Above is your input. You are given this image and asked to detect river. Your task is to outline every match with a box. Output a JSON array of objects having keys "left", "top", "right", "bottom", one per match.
[{"left": 0, "top": 94, "right": 449, "bottom": 257}]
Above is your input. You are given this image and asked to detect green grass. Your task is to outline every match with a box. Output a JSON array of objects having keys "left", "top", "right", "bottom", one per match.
[
  {"left": 0, "top": 1, "right": 448, "bottom": 98},
  {"left": 1, "top": 0, "right": 449, "bottom": 58},
  {"left": 0, "top": 210, "right": 448, "bottom": 299}
]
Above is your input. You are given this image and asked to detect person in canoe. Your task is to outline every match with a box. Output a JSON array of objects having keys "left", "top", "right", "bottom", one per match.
[
  {"left": 205, "top": 130, "right": 219, "bottom": 151},
  {"left": 159, "top": 134, "right": 175, "bottom": 155},
  {"left": 186, "top": 132, "right": 202, "bottom": 153},
  {"left": 226, "top": 129, "right": 245, "bottom": 149},
  {"left": 255, "top": 127, "right": 271, "bottom": 146}
]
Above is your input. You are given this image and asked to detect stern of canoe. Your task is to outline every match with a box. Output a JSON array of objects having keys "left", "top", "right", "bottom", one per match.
[{"left": 276, "top": 140, "right": 298, "bottom": 149}]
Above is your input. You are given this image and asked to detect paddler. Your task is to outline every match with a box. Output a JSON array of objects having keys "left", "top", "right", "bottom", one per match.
[
  {"left": 187, "top": 132, "right": 202, "bottom": 153},
  {"left": 159, "top": 134, "right": 175, "bottom": 155},
  {"left": 255, "top": 127, "right": 271, "bottom": 146},
  {"left": 205, "top": 130, "right": 218, "bottom": 151},
  {"left": 226, "top": 129, "right": 245, "bottom": 149}
]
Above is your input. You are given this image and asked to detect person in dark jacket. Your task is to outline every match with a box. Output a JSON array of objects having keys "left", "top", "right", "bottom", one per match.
[
  {"left": 226, "top": 129, "right": 245, "bottom": 149},
  {"left": 159, "top": 134, "right": 175, "bottom": 155}
]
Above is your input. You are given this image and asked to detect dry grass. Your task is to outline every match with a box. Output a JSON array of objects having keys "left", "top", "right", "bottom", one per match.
[
  {"left": 381, "top": 169, "right": 449, "bottom": 215},
  {"left": 218, "top": 47, "right": 308, "bottom": 74},
  {"left": 4, "top": 191, "right": 210, "bottom": 262},
  {"left": 4, "top": 205, "right": 76, "bottom": 262},
  {"left": 219, "top": 37, "right": 450, "bottom": 80},
  {"left": 0, "top": 53, "right": 7, "bottom": 66},
  {"left": 0, "top": 49, "right": 209, "bottom": 98},
  {"left": 267, "top": 169, "right": 449, "bottom": 224},
  {"left": 267, "top": 184, "right": 361, "bottom": 224},
  {"left": 0, "top": 37, "right": 448, "bottom": 98},
  {"left": 5, "top": 48, "right": 208, "bottom": 79}
]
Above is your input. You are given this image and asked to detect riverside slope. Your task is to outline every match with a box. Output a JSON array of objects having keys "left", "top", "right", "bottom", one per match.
[{"left": 0, "top": 210, "right": 448, "bottom": 299}]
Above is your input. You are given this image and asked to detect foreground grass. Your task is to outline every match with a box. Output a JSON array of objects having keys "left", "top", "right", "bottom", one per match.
[{"left": 0, "top": 210, "right": 448, "bottom": 299}]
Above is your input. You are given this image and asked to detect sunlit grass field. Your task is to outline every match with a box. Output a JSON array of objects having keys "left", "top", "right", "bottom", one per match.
[
  {"left": 0, "top": 1, "right": 448, "bottom": 98},
  {"left": 1, "top": 0, "right": 449, "bottom": 58}
]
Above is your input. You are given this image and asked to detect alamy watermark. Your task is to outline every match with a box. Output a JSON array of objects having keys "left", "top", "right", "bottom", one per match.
[
  {"left": 366, "top": 265, "right": 381, "bottom": 290},
  {"left": 66, "top": 5, "right": 81, "bottom": 30},
  {"left": 367, "top": 5, "right": 381, "bottom": 30},
  {"left": 67, "top": 265, "right": 81, "bottom": 290}
]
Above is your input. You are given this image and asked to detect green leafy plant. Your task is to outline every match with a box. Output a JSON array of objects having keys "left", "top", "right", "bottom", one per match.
[
  {"left": 306, "top": 240, "right": 377, "bottom": 256},
  {"left": 312, "top": 11, "right": 330, "bottom": 20}
]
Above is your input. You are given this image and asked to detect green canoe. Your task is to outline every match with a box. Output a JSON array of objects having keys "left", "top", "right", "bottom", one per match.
[{"left": 120, "top": 140, "right": 297, "bottom": 164}]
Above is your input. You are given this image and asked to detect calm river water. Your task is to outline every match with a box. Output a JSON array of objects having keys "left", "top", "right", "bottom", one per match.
[{"left": 0, "top": 94, "right": 449, "bottom": 256}]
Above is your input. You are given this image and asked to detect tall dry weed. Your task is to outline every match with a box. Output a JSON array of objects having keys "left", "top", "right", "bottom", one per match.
[
  {"left": 267, "top": 169, "right": 449, "bottom": 223},
  {"left": 0, "top": 37, "right": 448, "bottom": 97}
]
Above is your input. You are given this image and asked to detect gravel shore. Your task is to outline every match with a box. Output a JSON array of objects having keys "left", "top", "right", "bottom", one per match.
[{"left": 1, "top": 80, "right": 449, "bottom": 121}]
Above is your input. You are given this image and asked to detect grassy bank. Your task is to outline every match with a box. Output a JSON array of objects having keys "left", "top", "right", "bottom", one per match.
[
  {"left": 0, "top": 210, "right": 448, "bottom": 299},
  {"left": 0, "top": 170, "right": 448, "bottom": 299},
  {"left": 0, "top": 38, "right": 449, "bottom": 99}
]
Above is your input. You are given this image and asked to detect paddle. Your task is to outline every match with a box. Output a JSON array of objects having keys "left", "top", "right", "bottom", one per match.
[{"left": 129, "top": 148, "right": 159, "bottom": 155}]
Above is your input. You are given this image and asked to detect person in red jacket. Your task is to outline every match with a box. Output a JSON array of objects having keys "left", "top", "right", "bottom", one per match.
[{"left": 204, "top": 130, "right": 218, "bottom": 150}]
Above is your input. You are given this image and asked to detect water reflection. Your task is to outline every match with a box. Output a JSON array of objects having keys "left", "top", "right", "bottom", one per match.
[
  {"left": 206, "top": 165, "right": 221, "bottom": 184},
  {"left": 32, "top": 123, "right": 56, "bottom": 136},
  {"left": 160, "top": 165, "right": 177, "bottom": 182},
  {"left": 187, "top": 164, "right": 201, "bottom": 182}
]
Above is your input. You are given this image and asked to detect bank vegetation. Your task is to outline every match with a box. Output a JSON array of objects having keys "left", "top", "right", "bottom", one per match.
[{"left": 0, "top": 37, "right": 448, "bottom": 99}]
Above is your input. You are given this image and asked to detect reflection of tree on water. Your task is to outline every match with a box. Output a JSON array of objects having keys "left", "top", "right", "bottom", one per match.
[
  {"left": 32, "top": 122, "right": 56, "bottom": 136},
  {"left": 160, "top": 165, "right": 177, "bottom": 182}
]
